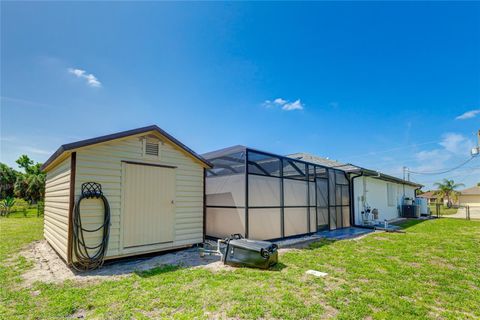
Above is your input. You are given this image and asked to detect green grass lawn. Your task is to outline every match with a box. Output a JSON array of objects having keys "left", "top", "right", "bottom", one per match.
[{"left": 1, "top": 215, "right": 479, "bottom": 319}]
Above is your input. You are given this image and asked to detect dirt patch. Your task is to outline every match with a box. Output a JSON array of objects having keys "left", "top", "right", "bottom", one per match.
[
  {"left": 68, "top": 308, "right": 87, "bottom": 319},
  {"left": 372, "top": 236, "right": 393, "bottom": 241},
  {"left": 19, "top": 240, "right": 235, "bottom": 287},
  {"left": 428, "top": 257, "right": 456, "bottom": 270},
  {"left": 321, "top": 305, "right": 339, "bottom": 319}
]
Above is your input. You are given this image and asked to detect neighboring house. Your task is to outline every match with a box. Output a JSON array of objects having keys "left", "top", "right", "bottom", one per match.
[
  {"left": 458, "top": 186, "right": 480, "bottom": 207},
  {"left": 417, "top": 190, "right": 461, "bottom": 206},
  {"left": 417, "top": 191, "right": 443, "bottom": 205},
  {"left": 289, "top": 153, "right": 422, "bottom": 226}
]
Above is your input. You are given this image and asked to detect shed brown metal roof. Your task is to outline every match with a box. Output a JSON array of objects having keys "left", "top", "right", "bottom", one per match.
[{"left": 41, "top": 125, "right": 212, "bottom": 171}]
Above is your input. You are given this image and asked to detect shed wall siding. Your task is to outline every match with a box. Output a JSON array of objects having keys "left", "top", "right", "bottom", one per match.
[
  {"left": 44, "top": 156, "right": 71, "bottom": 261},
  {"left": 74, "top": 135, "right": 204, "bottom": 258}
]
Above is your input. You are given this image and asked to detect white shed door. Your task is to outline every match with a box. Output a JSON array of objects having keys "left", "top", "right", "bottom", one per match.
[{"left": 123, "top": 163, "right": 175, "bottom": 248}]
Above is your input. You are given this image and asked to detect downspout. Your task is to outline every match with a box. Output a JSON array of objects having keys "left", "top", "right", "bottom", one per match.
[
  {"left": 350, "top": 171, "right": 364, "bottom": 227},
  {"left": 413, "top": 186, "right": 422, "bottom": 208},
  {"left": 203, "top": 168, "right": 206, "bottom": 243},
  {"left": 414, "top": 186, "right": 421, "bottom": 197},
  {"left": 352, "top": 170, "right": 380, "bottom": 228}
]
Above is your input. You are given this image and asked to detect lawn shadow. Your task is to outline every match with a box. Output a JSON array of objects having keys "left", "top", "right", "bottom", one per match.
[
  {"left": 393, "top": 218, "right": 430, "bottom": 230},
  {"left": 282, "top": 238, "right": 336, "bottom": 251},
  {"left": 269, "top": 262, "right": 287, "bottom": 271},
  {"left": 135, "top": 264, "right": 181, "bottom": 278},
  {"left": 306, "top": 239, "right": 336, "bottom": 250}
]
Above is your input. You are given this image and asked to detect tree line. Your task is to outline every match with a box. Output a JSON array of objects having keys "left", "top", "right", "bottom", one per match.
[{"left": 0, "top": 155, "right": 45, "bottom": 207}]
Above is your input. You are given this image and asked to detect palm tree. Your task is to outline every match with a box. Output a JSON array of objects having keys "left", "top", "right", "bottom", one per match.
[
  {"left": 433, "top": 179, "right": 465, "bottom": 208},
  {"left": 1, "top": 196, "right": 16, "bottom": 217}
]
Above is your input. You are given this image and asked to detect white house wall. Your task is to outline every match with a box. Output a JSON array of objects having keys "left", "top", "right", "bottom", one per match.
[{"left": 352, "top": 176, "right": 416, "bottom": 225}]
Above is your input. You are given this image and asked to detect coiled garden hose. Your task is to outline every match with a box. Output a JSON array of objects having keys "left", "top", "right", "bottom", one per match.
[{"left": 71, "top": 182, "right": 110, "bottom": 271}]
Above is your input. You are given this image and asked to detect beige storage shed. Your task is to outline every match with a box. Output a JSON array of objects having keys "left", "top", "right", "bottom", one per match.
[{"left": 41, "top": 125, "right": 211, "bottom": 267}]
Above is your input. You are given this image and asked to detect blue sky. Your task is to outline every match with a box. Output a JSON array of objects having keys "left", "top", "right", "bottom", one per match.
[{"left": 1, "top": 2, "right": 479, "bottom": 189}]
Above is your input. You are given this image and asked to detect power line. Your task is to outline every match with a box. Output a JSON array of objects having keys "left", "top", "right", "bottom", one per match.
[
  {"left": 412, "top": 165, "right": 480, "bottom": 185},
  {"left": 389, "top": 165, "right": 480, "bottom": 176},
  {"left": 408, "top": 156, "right": 477, "bottom": 175},
  {"left": 343, "top": 140, "right": 439, "bottom": 160}
]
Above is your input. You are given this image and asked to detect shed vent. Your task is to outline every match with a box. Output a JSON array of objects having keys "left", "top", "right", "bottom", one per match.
[{"left": 145, "top": 141, "right": 159, "bottom": 156}]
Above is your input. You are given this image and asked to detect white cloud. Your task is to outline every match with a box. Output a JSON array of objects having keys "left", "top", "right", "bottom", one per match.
[
  {"left": 355, "top": 132, "right": 477, "bottom": 189},
  {"left": 412, "top": 149, "right": 452, "bottom": 173},
  {"left": 274, "top": 98, "right": 287, "bottom": 105},
  {"left": 282, "top": 99, "right": 304, "bottom": 111},
  {"left": 408, "top": 132, "right": 474, "bottom": 175},
  {"left": 329, "top": 102, "right": 339, "bottom": 108},
  {"left": 439, "top": 133, "right": 474, "bottom": 156},
  {"left": 415, "top": 149, "right": 446, "bottom": 162},
  {"left": 263, "top": 98, "right": 304, "bottom": 111},
  {"left": 0, "top": 136, "right": 15, "bottom": 142},
  {"left": 68, "top": 68, "right": 102, "bottom": 87},
  {"left": 456, "top": 109, "right": 480, "bottom": 120},
  {"left": 70, "top": 69, "right": 85, "bottom": 77},
  {"left": 22, "top": 146, "right": 51, "bottom": 155}
]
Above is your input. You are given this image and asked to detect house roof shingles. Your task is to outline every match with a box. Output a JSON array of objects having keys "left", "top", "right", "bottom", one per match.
[
  {"left": 460, "top": 186, "right": 480, "bottom": 195},
  {"left": 417, "top": 191, "right": 439, "bottom": 199},
  {"left": 287, "top": 152, "right": 422, "bottom": 188}
]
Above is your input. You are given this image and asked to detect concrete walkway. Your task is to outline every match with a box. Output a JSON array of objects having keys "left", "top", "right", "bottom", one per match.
[
  {"left": 447, "top": 206, "right": 480, "bottom": 220},
  {"left": 275, "top": 227, "right": 374, "bottom": 248},
  {"left": 317, "top": 227, "right": 374, "bottom": 240}
]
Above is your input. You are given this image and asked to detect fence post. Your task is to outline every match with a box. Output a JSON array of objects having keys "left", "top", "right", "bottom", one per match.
[{"left": 467, "top": 206, "right": 470, "bottom": 220}]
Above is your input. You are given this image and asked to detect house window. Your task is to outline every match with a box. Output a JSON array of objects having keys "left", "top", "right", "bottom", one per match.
[{"left": 387, "top": 183, "right": 395, "bottom": 207}]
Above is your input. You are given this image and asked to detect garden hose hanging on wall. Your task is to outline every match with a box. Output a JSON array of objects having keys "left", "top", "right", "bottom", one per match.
[{"left": 71, "top": 182, "right": 111, "bottom": 271}]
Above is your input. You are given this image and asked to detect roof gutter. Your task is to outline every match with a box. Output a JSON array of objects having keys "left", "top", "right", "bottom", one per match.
[{"left": 353, "top": 168, "right": 422, "bottom": 188}]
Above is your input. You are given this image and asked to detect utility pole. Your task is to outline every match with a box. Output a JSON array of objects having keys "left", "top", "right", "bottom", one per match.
[
  {"left": 477, "top": 129, "right": 480, "bottom": 150},
  {"left": 471, "top": 130, "right": 480, "bottom": 157},
  {"left": 402, "top": 166, "right": 410, "bottom": 181}
]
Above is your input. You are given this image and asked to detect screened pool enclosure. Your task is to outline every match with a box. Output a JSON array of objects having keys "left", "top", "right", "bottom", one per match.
[{"left": 204, "top": 146, "right": 351, "bottom": 240}]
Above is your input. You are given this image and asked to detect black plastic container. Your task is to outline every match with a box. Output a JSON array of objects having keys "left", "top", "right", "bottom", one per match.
[{"left": 223, "top": 235, "right": 278, "bottom": 269}]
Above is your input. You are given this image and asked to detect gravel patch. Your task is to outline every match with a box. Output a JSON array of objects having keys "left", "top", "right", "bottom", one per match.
[
  {"left": 20, "top": 240, "right": 234, "bottom": 287},
  {"left": 20, "top": 228, "right": 374, "bottom": 287}
]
